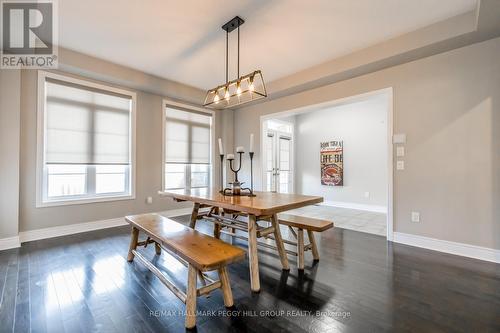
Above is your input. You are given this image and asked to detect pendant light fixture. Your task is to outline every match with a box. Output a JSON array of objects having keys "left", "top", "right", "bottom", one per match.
[{"left": 203, "top": 16, "right": 267, "bottom": 109}]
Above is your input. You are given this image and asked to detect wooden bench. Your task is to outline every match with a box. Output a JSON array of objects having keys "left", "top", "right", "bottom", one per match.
[
  {"left": 203, "top": 209, "right": 333, "bottom": 271},
  {"left": 125, "top": 213, "right": 246, "bottom": 329},
  {"left": 277, "top": 214, "right": 333, "bottom": 270}
]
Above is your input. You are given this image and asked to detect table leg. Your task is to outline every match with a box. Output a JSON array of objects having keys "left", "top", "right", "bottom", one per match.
[
  {"left": 271, "top": 214, "right": 290, "bottom": 270},
  {"left": 189, "top": 202, "right": 200, "bottom": 229},
  {"left": 297, "top": 228, "right": 305, "bottom": 270},
  {"left": 213, "top": 206, "right": 221, "bottom": 239},
  {"left": 127, "top": 227, "right": 139, "bottom": 262},
  {"left": 248, "top": 214, "right": 260, "bottom": 292}
]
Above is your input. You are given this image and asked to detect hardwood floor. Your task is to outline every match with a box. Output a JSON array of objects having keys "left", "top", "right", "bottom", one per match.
[{"left": 0, "top": 215, "right": 499, "bottom": 332}]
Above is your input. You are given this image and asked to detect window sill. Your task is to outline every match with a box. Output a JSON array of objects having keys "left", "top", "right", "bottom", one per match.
[{"left": 36, "top": 193, "right": 136, "bottom": 208}]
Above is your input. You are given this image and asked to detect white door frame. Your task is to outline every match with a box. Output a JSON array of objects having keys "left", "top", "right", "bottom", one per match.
[{"left": 259, "top": 87, "right": 394, "bottom": 241}]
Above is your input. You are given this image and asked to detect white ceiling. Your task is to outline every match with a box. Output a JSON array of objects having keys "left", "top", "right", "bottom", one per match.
[{"left": 59, "top": 0, "right": 478, "bottom": 90}]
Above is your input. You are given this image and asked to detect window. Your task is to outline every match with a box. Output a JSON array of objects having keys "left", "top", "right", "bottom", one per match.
[
  {"left": 266, "top": 119, "right": 293, "bottom": 133},
  {"left": 37, "top": 71, "right": 136, "bottom": 206},
  {"left": 163, "top": 105, "right": 212, "bottom": 190}
]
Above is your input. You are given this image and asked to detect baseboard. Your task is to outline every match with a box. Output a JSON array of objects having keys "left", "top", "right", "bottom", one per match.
[
  {"left": 393, "top": 232, "right": 500, "bottom": 264},
  {"left": 19, "top": 217, "right": 127, "bottom": 243},
  {"left": 18, "top": 207, "right": 194, "bottom": 244},
  {"left": 156, "top": 207, "right": 195, "bottom": 218},
  {"left": 0, "top": 236, "right": 21, "bottom": 251},
  {"left": 320, "top": 200, "right": 387, "bottom": 213}
]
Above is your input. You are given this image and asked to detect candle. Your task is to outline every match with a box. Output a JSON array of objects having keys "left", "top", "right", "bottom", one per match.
[
  {"left": 227, "top": 153, "right": 235, "bottom": 160},
  {"left": 218, "top": 138, "right": 224, "bottom": 155},
  {"left": 236, "top": 146, "right": 244, "bottom": 153},
  {"left": 249, "top": 133, "right": 254, "bottom": 153}
]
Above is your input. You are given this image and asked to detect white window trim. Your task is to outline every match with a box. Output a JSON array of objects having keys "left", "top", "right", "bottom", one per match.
[
  {"left": 36, "top": 70, "right": 137, "bottom": 207},
  {"left": 161, "top": 98, "right": 215, "bottom": 191}
]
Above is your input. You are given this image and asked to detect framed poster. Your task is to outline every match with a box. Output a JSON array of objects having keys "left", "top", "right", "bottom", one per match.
[{"left": 320, "top": 140, "right": 343, "bottom": 186}]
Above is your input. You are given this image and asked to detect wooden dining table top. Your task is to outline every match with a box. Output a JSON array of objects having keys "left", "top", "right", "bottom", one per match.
[{"left": 158, "top": 188, "right": 323, "bottom": 216}]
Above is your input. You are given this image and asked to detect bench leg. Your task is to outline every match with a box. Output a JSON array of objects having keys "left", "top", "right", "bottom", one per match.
[
  {"left": 271, "top": 214, "right": 290, "bottom": 271},
  {"left": 248, "top": 214, "right": 260, "bottom": 292},
  {"left": 307, "top": 230, "right": 320, "bottom": 261},
  {"left": 214, "top": 223, "right": 221, "bottom": 239},
  {"left": 218, "top": 267, "right": 234, "bottom": 307},
  {"left": 297, "top": 228, "right": 305, "bottom": 270},
  {"left": 189, "top": 203, "right": 201, "bottom": 229},
  {"left": 127, "top": 227, "right": 139, "bottom": 262},
  {"left": 154, "top": 242, "right": 161, "bottom": 256},
  {"left": 185, "top": 264, "right": 198, "bottom": 329}
]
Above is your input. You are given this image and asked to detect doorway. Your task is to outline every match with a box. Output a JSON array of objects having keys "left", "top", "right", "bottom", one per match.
[
  {"left": 262, "top": 119, "right": 294, "bottom": 193},
  {"left": 259, "top": 88, "right": 394, "bottom": 240}
]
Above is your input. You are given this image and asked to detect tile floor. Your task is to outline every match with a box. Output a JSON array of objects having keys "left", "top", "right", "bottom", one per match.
[{"left": 287, "top": 204, "right": 387, "bottom": 236}]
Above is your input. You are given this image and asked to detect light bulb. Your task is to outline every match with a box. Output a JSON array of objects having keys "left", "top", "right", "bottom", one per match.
[
  {"left": 224, "top": 88, "right": 230, "bottom": 100},
  {"left": 249, "top": 76, "right": 255, "bottom": 92},
  {"left": 236, "top": 82, "right": 242, "bottom": 96},
  {"left": 213, "top": 94, "right": 220, "bottom": 104}
]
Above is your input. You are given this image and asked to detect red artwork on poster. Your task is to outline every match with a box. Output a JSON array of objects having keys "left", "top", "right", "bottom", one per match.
[{"left": 320, "top": 140, "right": 343, "bottom": 186}]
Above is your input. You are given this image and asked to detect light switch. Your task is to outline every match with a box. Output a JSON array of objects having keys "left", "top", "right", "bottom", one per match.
[
  {"left": 411, "top": 212, "right": 420, "bottom": 223},
  {"left": 393, "top": 134, "right": 407, "bottom": 144},
  {"left": 396, "top": 160, "right": 405, "bottom": 170},
  {"left": 146, "top": 196, "right": 153, "bottom": 204},
  {"left": 397, "top": 146, "right": 405, "bottom": 157}
]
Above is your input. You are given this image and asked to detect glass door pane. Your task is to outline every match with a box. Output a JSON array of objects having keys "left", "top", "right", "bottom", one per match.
[
  {"left": 278, "top": 137, "right": 292, "bottom": 194},
  {"left": 265, "top": 134, "right": 276, "bottom": 192}
]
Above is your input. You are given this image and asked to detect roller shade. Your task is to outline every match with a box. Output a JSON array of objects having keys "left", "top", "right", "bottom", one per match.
[
  {"left": 165, "top": 107, "right": 211, "bottom": 164},
  {"left": 45, "top": 79, "right": 132, "bottom": 165}
]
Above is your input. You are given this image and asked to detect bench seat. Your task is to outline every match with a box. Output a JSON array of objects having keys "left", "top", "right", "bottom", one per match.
[
  {"left": 125, "top": 213, "right": 245, "bottom": 329},
  {"left": 277, "top": 214, "right": 333, "bottom": 232},
  {"left": 126, "top": 213, "right": 245, "bottom": 271}
]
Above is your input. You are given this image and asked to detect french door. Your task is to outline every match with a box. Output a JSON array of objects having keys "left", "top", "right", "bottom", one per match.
[{"left": 264, "top": 132, "right": 293, "bottom": 193}]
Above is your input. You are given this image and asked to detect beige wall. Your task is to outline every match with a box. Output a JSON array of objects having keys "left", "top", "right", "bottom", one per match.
[
  {"left": 235, "top": 37, "right": 500, "bottom": 250},
  {"left": 14, "top": 51, "right": 231, "bottom": 233},
  {"left": 0, "top": 48, "right": 233, "bottom": 237},
  {"left": 0, "top": 70, "right": 21, "bottom": 238}
]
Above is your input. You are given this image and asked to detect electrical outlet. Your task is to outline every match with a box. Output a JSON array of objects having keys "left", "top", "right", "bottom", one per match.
[
  {"left": 411, "top": 211, "right": 420, "bottom": 223},
  {"left": 364, "top": 191, "right": 370, "bottom": 198},
  {"left": 396, "top": 160, "right": 405, "bottom": 170},
  {"left": 146, "top": 196, "right": 153, "bottom": 204},
  {"left": 396, "top": 146, "right": 405, "bottom": 157}
]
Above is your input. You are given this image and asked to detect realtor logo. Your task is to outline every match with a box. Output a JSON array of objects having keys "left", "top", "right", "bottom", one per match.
[{"left": 1, "top": 0, "right": 58, "bottom": 68}]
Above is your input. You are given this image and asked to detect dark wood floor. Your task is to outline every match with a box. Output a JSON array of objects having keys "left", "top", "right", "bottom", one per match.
[{"left": 0, "top": 215, "right": 499, "bottom": 333}]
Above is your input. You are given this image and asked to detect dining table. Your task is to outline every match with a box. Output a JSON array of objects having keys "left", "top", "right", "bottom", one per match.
[{"left": 159, "top": 188, "right": 323, "bottom": 292}]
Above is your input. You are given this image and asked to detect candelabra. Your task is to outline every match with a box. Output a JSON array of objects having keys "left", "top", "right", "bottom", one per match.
[{"left": 221, "top": 151, "right": 256, "bottom": 196}]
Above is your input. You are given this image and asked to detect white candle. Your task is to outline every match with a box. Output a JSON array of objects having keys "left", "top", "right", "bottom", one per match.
[
  {"left": 218, "top": 138, "right": 224, "bottom": 155},
  {"left": 249, "top": 133, "right": 254, "bottom": 153},
  {"left": 227, "top": 153, "right": 235, "bottom": 160},
  {"left": 236, "top": 146, "right": 244, "bottom": 153}
]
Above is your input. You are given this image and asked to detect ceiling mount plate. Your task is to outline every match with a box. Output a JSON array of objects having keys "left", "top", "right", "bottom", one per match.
[{"left": 222, "top": 16, "right": 245, "bottom": 33}]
